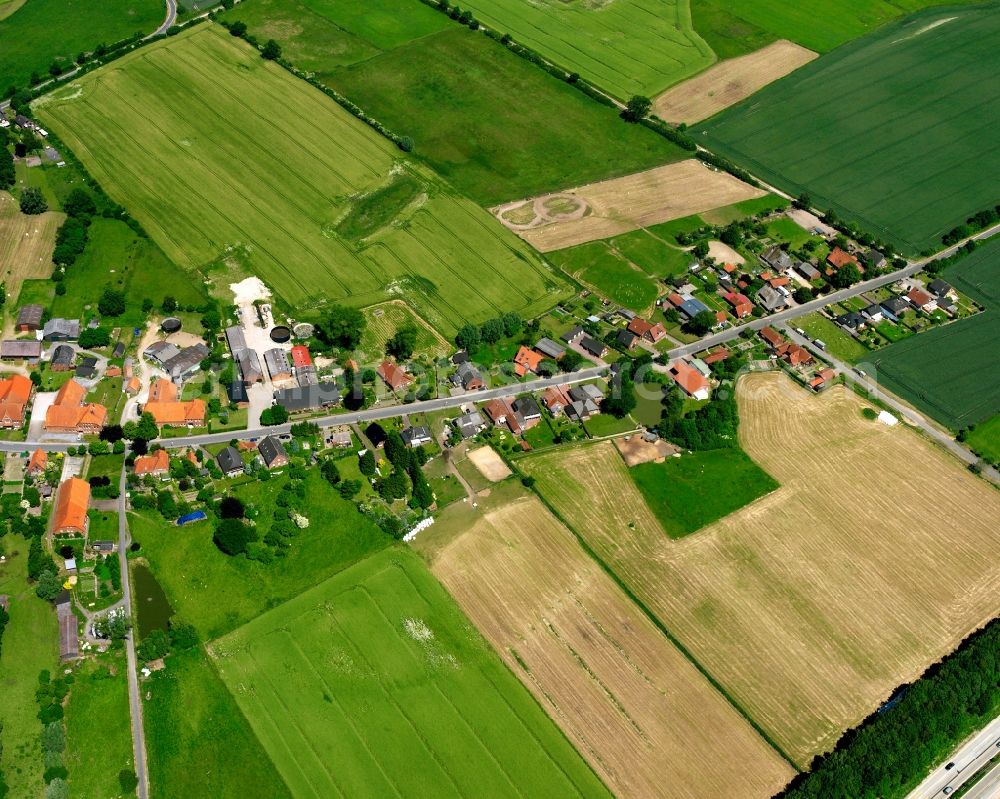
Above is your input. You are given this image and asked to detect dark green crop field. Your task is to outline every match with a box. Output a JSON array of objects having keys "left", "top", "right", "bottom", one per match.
[
  {"left": 872, "top": 237, "right": 1000, "bottom": 429},
  {"left": 700, "top": 4, "right": 1000, "bottom": 254}
]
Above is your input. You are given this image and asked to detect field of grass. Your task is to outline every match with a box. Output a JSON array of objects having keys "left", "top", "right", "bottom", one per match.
[
  {"left": 0, "top": 191, "right": 62, "bottom": 301},
  {"left": 524, "top": 374, "right": 1000, "bottom": 765},
  {"left": 63, "top": 657, "right": 134, "bottom": 799},
  {"left": 872, "top": 238, "right": 1000, "bottom": 429},
  {"left": 630, "top": 449, "right": 778, "bottom": 538},
  {"left": 795, "top": 312, "right": 871, "bottom": 363},
  {"left": 0, "top": 0, "right": 163, "bottom": 89},
  {"left": 609, "top": 228, "right": 691, "bottom": 279},
  {"left": 144, "top": 646, "right": 292, "bottom": 799},
  {"left": 211, "top": 546, "right": 610, "bottom": 798},
  {"left": 452, "top": 0, "right": 713, "bottom": 97},
  {"left": 35, "top": 25, "right": 569, "bottom": 335},
  {"left": 129, "top": 470, "right": 388, "bottom": 639},
  {"left": 420, "top": 482, "right": 794, "bottom": 798},
  {"left": 701, "top": 4, "right": 1000, "bottom": 254},
  {"left": 547, "top": 241, "right": 660, "bottom": 312},
  {"left": 693, "top": 0, "right": 988, "bottom": 55},
  {"left": 0, "top": 534, "right": 59, "bottom": 799},
  {"left": 359, "top": 300, "right": 449, "bottom": 361},
  {"left": 967, "top": 413, "right": 1000, "bottom": 464},
  {"left": 326, "top": 27, "right": 686, "bottom": 205}
]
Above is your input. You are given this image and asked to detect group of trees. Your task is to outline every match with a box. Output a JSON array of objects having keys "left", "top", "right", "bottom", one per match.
[
  {"left": 51, "top": 188, "right": 99, "bottom": 299},
  {"left": 386, "top": 323, "right": 418, "bottom": 360},
  {"left": 455, "top": 312, "right": 523, "bottom": 353},
  {"left": 941, "top": 203, "right": 1000, "bottom": 246},
  {"left": 19, "top": 187, "right": 47, "bottom": 215},
  {"left": 318, "top": 458, "right": 362, "bottom": 500},
  {"left": 136, "top": 620, "right": 198, "bottom": 663},
  {"left": 0, "top": 128, "right": 15, "bottom": 189},
  {"left": 372, "top": 431, "right": 434, "bottom": 510},
  {"left": 660, "top": 355, "right": 744, "bottom": 451},
  {"left": 317, "top": 305, "right": 366, "bottom": 350}
]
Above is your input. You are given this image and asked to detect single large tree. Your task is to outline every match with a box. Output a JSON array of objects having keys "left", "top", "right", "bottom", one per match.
[{"left": 318, "top": 305, "right": 366, "bottom": 350}]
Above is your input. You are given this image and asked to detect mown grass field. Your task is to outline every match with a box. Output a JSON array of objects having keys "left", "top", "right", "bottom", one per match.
[
  {"left": 0, "top": 0, "right": 163, "bottom": 89},
  {"left": 129, "top": 470, "right": 389, "bottom": 639},
  {"left": 451, "top": 0, "right": 713, "bottom": 97},
  {"left": 144, "top": 647, "right": 292, "bottom": 799},
  {"left": 795, "top": 312, "right": 872, "bottom": 363},
  {"left": 967, "top": 414, "right": 1000, "bottom": 464},
  {"left": 0, "top": 534, "right": 58, "bottom": 799},
  {"left": 35, "top": 25, "right": 569, "bottom": 335},
  {"left": 630, "top": 449, "right": 778, "bottom": 538},
  {"left": 701, "top": 4, "right": 1000, "bottom": 254},
  {"left": 421, "top": 483, "right": 794, "bottom": 799},
  {"left": 872, "top": 237, "right": 1000, "bottom": 429},
  {"left": 524, "top": 375, "right": 1000, "bottom": 765},
  {"left": 547, "top": 241, "right": 661, "bottom": 312},
  {"left": 211, "top": 547, "right": 610, "bottom": 798},
  {"left": 359, "top": 300, "right": 450, "bottom": 361},
  {"left": 0, "top": 191, "right": 62, "bottom": 301}
]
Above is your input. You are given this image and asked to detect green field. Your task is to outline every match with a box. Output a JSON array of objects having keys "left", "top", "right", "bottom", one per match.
[
  {"left": 35, "top": 25, "right": 570, "bottom": 335},
  {"left": 0, "top": 0, "right": 163, "bottom": 90},
  {"left": 220, "top": 3, "right": 687, "bottom": 206},
  {"left": 629, "top": 449, "right": 778, "bottom": 538},
  {"left": 548, "top": 240, "right": 661, "bottom": 311},
  {"left": 794, "top": 313, "right": 871, "bottom": 363},
  {"left": 701, "top": 4, "right": 1000, "bottom": 254},
  {"left": 211, "top": 547, "right": 610, "bottom": 798},
  {"left": 692, "top": 0, "right": 985, "bottom": 55},
  {"left": 967, "top": 413, "right": 1000, "bottom": 464},
  {"left": 129, "top": 470, "right": 389, "bottom": 639},
  {"left": 450, "top": 0, "right": 713, "bottom": 97},
  {"left": 0, "top": 534, "right": 58, "bottom": 799},
  {"left": 359, "top": 301, "right": 449, "bottom": 361},
  {"left": 872, "top": 237, "right": 1000, "bottom": 429},
  {"left": 144, "top": 647, "right": 292, "bottom": 799}
]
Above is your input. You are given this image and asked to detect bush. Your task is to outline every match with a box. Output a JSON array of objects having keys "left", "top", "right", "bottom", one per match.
[
  {"left": 213, "top": 518, "right": 257, "bottom": 556},
  {"left": 118, "top": 770, "right": 139, "bottom": 794},
  {"left": 19, "top": 188, "right": 48, "bottom": 215}
]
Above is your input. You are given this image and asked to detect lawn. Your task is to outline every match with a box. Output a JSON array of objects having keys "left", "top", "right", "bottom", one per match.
[
  {"left": 0, "top": 191, "right": 62, "bottom": 301},
  {"left": 129, "top": 469, "right": 389, "bottom": 639},
  {"left": 447, "top": 0, "right": 713, "bottom": 97},
  {"left": 795, "top": 312, "right": 871, "bottom": 363},
  {"left": 629, "top": 448, "right": 778, "bottom": 538},
  {"left": 583, "top": 413, "right": 639, "bottom": 438},
  {"left": 700, "top": 4, "right": 1000, "bottom": 254},
  {"left": 359, "top": 300, "right": 449, "bottom": 362},
  {"left": 144, "top": 646, "right": 292, "bottom": 799},
  {"left": 210, "top": 547, "right": 610, "bottom": 798},
  {"left": 609, "top": 228, "right": 691, "bottom": 279},
  {"left": 63, "top": 657, "right": 134, "bottom": 799},
  {"left": 967, "top": 414, "right": 1000, "bottom": 464},
  {"left": 872, "top": 237, "right": 1000, "bottom": 429},
  {"left": 0, "top": 0, "right": 163, "bottom": 90},
  {"left": 35, "top": 25, "right": 570, "bottom": 336},
  {"left": 326, "top": 27, "right": 687, "bottom": 204},
  {"left": 548, "top": 241, "right": 661, "bottom": 312},
  {"left": 0, "top": 534, "right": 59, "bottom": 799}
]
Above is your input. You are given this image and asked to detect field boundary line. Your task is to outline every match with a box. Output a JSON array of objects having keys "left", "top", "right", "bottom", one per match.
[{"left": 512, "top": 454, "right": 803, "bottom": 771}]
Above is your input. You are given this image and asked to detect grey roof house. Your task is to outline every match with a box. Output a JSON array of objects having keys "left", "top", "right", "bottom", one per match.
[
  {"left": 216, "top": 447, "right": 244, "bottom": 476},
  {"left": 756, "top": 285, "right": 788, "bottom": 313},
  {"left": 401, "top": 426, "right": 432, "bottom": 448},
  {"left": 257, "top": 436, "right": 289, "bottom": 469},
  {"left": 534, "top": 337, "right": 565, "bottom": 360},
  {"left": 162, "top": 344, "right": 209, "bottom": 382},
  {"left": 1, "top": 340, "right": 42, "bottom": 361},
  {"left": 453, "top": 410, "right": 485, "bottom": 439},
  {"left": 16, "top": 304, "right": 43, "bottom": 330},
  {"left": 42, "top": 318, "right": 80, "bottom": 341},
  {"left": 264, "top": 348, "right": 292, "bottom": 381},
  {"left": 273, "top": 382, "right": 341, "bottom": 412}
]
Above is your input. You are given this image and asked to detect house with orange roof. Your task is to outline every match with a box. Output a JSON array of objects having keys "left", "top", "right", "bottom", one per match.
[
  {"left": 134, "top": 449, "right": 170, "bottom": 478},
  {"left": 53, "top": 478, "right": 90, "bottom": 537},
  {"left": 626, "top": 317, "right": 667, "bottom": 343},
  {"left": 124, "top": 376, "right": 141, "bottom": 395},
  {"left": 482, "top": 398, "right": 512, "bottom": 428},
  {"left": 377, "top": 360, "right": 413, "bottom": 392},
  {"left": 45, "top": 379, "right": 107, "bottom": 434},
  {"left": 290, "top": 345, "right": 312, "bottom": 369},
  {"left": 826, "top": 247, "right": 862, "bottom": 271},
  {"left": 714, "top": 310, "right": 728, "bottom": 327},
  {"left": 702, "top": 347, "right": 731, "bottom": 365},
  {"left": 723, "top": 292, "right": 753, "bottom": 318},
  {"left": 907, "top": 287, "right": 937, "bottom": 312},
  {"left": 540, "top": 385, "right": 571, "bottom": 415},
  {"left": 513, "top": 345, "right": 544, "bottom": 377},
  {"left": 0, "top": 373, "right": 32, "bottom": 429},
  {"left": 759, "top": 326, "right": 784, "bottom": 349},
  {"left": 768, "top": 277, "right": 791, "bottom": 289},
  {"left": 143, "top": 378, "right": 206, "bottom": 427},
  {"left": 809, "top": 368, "right": 836, "bottom": 391},
  {"left": 27, "top": 448, "right": 47, "bottom": 476},
  {"left": 777, "top": 342, "right": 813, "bottom": 367},
  {"left": 668, "top": 360, "right": 710, "bottom": 401}
]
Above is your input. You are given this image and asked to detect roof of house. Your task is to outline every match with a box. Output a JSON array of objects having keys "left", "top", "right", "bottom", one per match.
[
  {"left": 377, "top": 360, "right": 413, "bottom": 390},
  {"left": 862, "top": 303, "right": 883, "bottom": 318},
  {"left": 258, "top": 435, "right": 287, "bottom": 467},
  {"left": 616, "top": 329, "right": 638, "bottom": 348},
  {"left": 512, "top": 396, "right": 541, "bottom": 418},
  {"left": 113, "top": 342, "right": 126, "bottom": 358},
  {"left": 145, "top": 340, "right": 180, "bottom": 363},
  {"left": 540, "top": 385, "right": 571, "bottom": 410},
  {"left": 400, "top": 426, "right": 432, "bottom": 446},
  {"left": 1, "top": 340, "right": 42, "bottom": 359},
  {"left": 273, "top": 382, "right": 341, "bottom": 412},
  {"left": 16, "top": 304, "right": 44, "bottom": 327},
  {"left": 777, "top": 342, "right": 813, "bottom": 366},
  {"left": 907, "top": 287, "right": 934, "bottom": 307},
  {"left": 225, "top": 326, "right": 248, "bottom": 354},
  {"left": 827, "top": 247, "right": 860, "bottom": 269},
  {"left": 42, "top": 318, "right": 80, "bottom": 339},
  {"left": 365, "top": 423, "right": 388, "bottom": 446},
  {"left": 454, "top": 361, "right": 484, "bottom": 389},
  {"left": 0, "top": 373, "right": 32, "bottom": 406},
  {"left": 227, "top": 379, "right": 249, "bottom": 404},
  {"left": 125, "top": 376, "right": 142, "bottom": 395},
  {"left": 837, "top": 311, "right": 865, "bottom": 329},
  {"left": 560, "top": 326, "right": 584, "bottom": 342},
  {"left": 236, "top": 349, "right": 263, "bottom": 381},
  {"left": 678, "top": 297, "right": 712, "bottom": 319},
  {"left": 569, "top": 383, "right": 604, "bottom": 403},
  {"left": 145, "top": 398, "right": 206, "bottom": 426},
  {"left": 579, "top": 336, "right": 606, "bottom": 356},
  {"left": 217, "top": 447, "right": 243, "bottom": 473},
  {"left": 264, "top": 348, "right": 292, "bottom": 378},
  {"left": 513, "top": 345, "right": 544, "bottom": 376},
  {"left": 881, "top": 297, "right": 910, "bottom": 315},
  {"left": 51, "top": 344, "right": 75, "bottom": 366},
  {"left": 290, "top": 345, "right": 312, "bottom": 369},
  {"left": 865, "top": 248, "right": 886, "bottom": 265},
  {"left": 627, "top": 318, "right": 666, "bottom": 339},
  {"left": 452, "top": 350, "right": 470, "bottom": 365},
  {"left": 134, "top": 449, "right": 170, "bottom": 475},
  {"left": 296, "top": 366, "right": 318, "bottom": 386},
  {"left": 28, "top": 448, "right": 47, "bottom": 473},
  {"left": 482, "top": 398, "right": 511, "bottom": 423},
  {"left": 756, "top": 285, "right": 787, "bottom": 311},
  {"left": 162, "top": 344, "right": 209, "bottom": 377},
  {"left": 760, "top": 326, "right": 784, "bottom": 347},
  {"left": 928, "top": 278, "right": 953, "bottom": 296},
  {"left": 534, "top": 337, "right": 565, "bottom": 359},
  {"left": 762, "top": 245, "right": 795, "bottom": 271},
  {"left": 797, "top": 262, "right": 821, "bottom": 278},
  {"left": 54, "top": 378, "right": 86, "bottom": 406},
  {"left": 703, "top": 347, "right": 731, "bottom": 365},
  {"left": 669, "top": 360, "right": 710, "bottom": 396},
  {"left": 53, "top": 477, "right": 90, "bottom": 532}
]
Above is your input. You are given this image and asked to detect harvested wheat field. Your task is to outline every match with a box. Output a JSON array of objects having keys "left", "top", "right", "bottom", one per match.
[
  {"left": 653, "top": 41, "right": 817, "bottom": 125},
  {"left": 493, "top": 160, "right": 765, "bottom": 252},
  {"left": 0, "top": 191, "right": 62, "bottom": 300},
  {"left": 521, "top": 373, "right": 1000, "bottom": 766},
  {"left": 466, "top": 445, "right": 512, "bottom": 482},
  {"left": 426, "top": 487, "right": 794, "bottom": 799}
]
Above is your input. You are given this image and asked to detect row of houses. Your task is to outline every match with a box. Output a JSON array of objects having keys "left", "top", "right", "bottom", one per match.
[{"left": 834, "top": 278, "right": 959, "bottom": 333}]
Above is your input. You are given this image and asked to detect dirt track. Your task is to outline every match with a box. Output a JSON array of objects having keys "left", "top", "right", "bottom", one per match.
[
  {"left": 653, "top": 41, "right": 817, "bottom": 125},
  {"left": 493, "top": 160, "right": 765, "bottom": 252}
]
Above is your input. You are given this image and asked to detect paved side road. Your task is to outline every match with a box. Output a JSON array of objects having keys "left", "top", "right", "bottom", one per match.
[
  {"left": 118, "top": 468, "right": 149, "bottom": 799},
  {"left": 905, "top": 713, "right": 1000, "bottom": 798}
]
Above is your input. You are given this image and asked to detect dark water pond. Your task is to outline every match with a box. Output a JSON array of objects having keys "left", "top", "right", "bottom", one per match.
[{"left": 132, "top": 563, "right": 174, "bottom": 638}]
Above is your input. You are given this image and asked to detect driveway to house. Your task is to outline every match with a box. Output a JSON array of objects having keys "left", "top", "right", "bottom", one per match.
[
  {"left": 59, "top": 454, "right": 85, "bottom": 481},
  {"left": 782, "top": 326, "right": 1000, "bottom": 485},
  {"left": 905, "top": 712, "right": 1000, "bottom": 799}
]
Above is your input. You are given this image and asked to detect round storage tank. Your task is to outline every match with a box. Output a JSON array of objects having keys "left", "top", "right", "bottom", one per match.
[
  {"left": 161, "top": 317, "right": 182, "bottom": 334},
  {"left": 269, "top": 325, "right": 291, "bottom": 343},
  {"left": 293, "top": 322, "right": 314, "bottom": 339}
]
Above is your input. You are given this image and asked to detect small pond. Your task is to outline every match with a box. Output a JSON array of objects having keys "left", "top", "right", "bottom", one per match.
[{"left": 131, "top": 563, "right": 174, "bottom": 638}]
